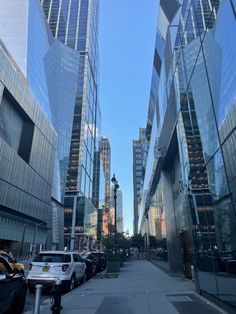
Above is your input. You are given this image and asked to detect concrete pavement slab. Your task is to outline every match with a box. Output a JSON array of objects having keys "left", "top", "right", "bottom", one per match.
[{"left": 40, "top": 260, "right": 229, "bottom": 314}]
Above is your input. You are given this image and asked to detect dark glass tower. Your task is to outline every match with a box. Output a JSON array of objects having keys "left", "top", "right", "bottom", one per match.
[{"left": 41, "top": 0, "right": 100, "bottom": 249}]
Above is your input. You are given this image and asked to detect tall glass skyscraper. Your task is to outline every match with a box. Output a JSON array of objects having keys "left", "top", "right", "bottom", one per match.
[
  {"left": 0, "top": 0, "right": 82, "bottom": 251},
  {"left": 138, "top": 0, "right": 236, "bottom": 310},
  {"left": 41, "top": 0, "right": 100, "bottom": 249}
]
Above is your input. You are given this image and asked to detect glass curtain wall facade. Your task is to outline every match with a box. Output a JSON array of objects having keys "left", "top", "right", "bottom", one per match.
[
  {"left": 41, "top": 0, "right": 100, "bottom": 248},
  {"left": 45, "top": 41, "right": 80, "bottom": 202},
  {"left": 0, "top": 40, "right": 57, "bottom": 255},
  {"left": 139, "top": 0, "right": 236, "bottom": 310},
  {"left": 0, "top": 0, "right": 81, "bottom": 250}
]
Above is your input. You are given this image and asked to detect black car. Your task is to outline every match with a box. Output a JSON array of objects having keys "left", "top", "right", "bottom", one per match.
[
  {"left": 80, "top": 253, "right": 98, "bottom": 279},
  {"left": 92, "top": 252, "right": 106, "bottom": 272},
  {"left": 0, "top": 255, "right": 27, "bottom": 314}
]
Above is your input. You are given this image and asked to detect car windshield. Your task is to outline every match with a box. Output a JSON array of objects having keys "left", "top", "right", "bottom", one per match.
[
  {"left": 33, "top": 254, "right": 71, "bottom": 263},
  {"left": 80, "top": 253, "right": 94, "bottom": 259}
]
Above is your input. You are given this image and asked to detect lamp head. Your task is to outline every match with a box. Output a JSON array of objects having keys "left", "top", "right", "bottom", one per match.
[{"left": 111, "top": 174, "right": 116, "bottom": 184}]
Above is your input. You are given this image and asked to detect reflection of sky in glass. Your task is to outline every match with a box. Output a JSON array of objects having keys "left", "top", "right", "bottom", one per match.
[
  {"left": 0, "top": 0, "right": 28, "bottom": 75},
  {"left": 158, "top": 7, "right": 169, "bottom": 40},
  {"left": 205, "top": 1, "right": 236, "bottom": 125},
  {"left": 28, "top": 0, "right": 52, "bottom": 121},
  {"left": 45, "top": 40, "right": 80, "bottom": 201},
  {"left": 158, "top": 64, "right": 167, "bottom": 135}
]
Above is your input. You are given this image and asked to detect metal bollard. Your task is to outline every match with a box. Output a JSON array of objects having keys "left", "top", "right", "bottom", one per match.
[
  {"left": 34, "top": 284, "right": 43, "bottom": 314},
  {"left": 51, "top": 279, "right": 63, "bottom": 314}
]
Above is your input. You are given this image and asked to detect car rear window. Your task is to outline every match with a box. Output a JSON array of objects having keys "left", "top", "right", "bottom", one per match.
[{"left": 33, "top": 254, "right": 71, "bottom": 263}]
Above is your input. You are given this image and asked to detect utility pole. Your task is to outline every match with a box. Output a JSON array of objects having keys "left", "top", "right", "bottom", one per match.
[{"left": 111, "top": 174, "right": 119, "bottom": 255}]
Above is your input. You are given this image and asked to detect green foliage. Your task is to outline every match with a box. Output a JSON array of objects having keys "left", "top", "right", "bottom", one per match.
[
  {"left": 102, "top": 234, "right": 115, "bottom": 250},
  {"left": 156, "top": 238, "right": 167, "bottom": 249},
  {"left": 130, "top": 233, "right": 144, "bottom": 250},
  {"left": 149, "top": 236, "right": 158, "bottom": 248},
  {"left": 102, "top": 233, "right": 131, "bottom": 251}
]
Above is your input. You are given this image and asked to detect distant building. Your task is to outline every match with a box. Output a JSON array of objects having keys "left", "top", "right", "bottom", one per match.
[
  {"left": 117, "top": 190, "right": 124, "bottom": 233},
  {"left": 99, "top": 138, "right": 111, "bottom": 211},
  {"left": 110, "top": 188, "right": 124, "bottom": 234},
  {"left": 92, "top": 150, "right": 105, "bottom": 241},
  {"left": 99, "top": 138, "right": 111, "bottom": 235},
  {"left": 133, "top": 128, "right": 147, "bottom": 234}
]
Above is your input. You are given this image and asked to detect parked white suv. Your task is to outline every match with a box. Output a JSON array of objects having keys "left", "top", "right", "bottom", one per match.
[{"left": 27, "top": 251, "right": 86, "bottom": 292}]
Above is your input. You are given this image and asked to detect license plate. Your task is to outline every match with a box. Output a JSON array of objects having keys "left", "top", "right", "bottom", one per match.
[{"left": 42, "top": 266, "right": 49, "bottom": 272}]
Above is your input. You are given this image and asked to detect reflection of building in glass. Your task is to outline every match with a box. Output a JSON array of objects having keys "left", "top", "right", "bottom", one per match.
[
  {"left": 41, "top": 0, "right": 100, "bottom": 249},
  {"left": 138, "top": 0, "right": 236, "bottom": 310},
  {"left": 133, "top": 128, "right": 147, "bottom": 234}
]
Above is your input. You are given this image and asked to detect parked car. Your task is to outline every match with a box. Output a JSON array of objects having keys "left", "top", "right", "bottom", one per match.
[
  {"left": 80, "top": 252, "right": 98, "bottom": 278},
  {"left": 92, "top": 252, "right": 106, "bottom": 272},
  {"left": 27, "top": 251, "right": 86, "bottom": 292},
  {"left": 0, "top": 250, "right": 24, "bottom": 275},
  {"left": 219, "top": 251, "right": 236, "bottom": 274},
  {"left": 0, "top": 255, "right": 27, "bottom": 314}
]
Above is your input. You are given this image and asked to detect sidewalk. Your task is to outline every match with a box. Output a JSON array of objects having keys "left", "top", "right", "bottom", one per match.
[{"left": 41, "top": 260, "right": 229, "bottom": 314}]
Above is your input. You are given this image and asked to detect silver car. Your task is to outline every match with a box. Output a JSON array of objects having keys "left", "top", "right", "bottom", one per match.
[{"left": 27, "top": 251, "right": 86, "bottom": 292}]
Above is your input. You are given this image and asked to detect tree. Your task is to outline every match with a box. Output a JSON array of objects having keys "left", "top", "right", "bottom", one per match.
[
  {"left": 149, "top": 236, "right": 158, "bottom": 248},
  {"left": 130, "top": 234, "right": 144, "bottom": 251},
  {"left": 102, "top": 233, "right": 131, "bottom": 251}
]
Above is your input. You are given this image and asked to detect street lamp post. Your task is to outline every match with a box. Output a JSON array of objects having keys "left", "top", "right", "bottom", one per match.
[{"left": 111, "top": 174, "right": 119, "bottom": 255}]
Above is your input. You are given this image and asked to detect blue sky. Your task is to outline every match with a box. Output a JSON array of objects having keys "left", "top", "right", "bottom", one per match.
[{"left": 99, "top": 0, "right": 158, "bottom": 235}]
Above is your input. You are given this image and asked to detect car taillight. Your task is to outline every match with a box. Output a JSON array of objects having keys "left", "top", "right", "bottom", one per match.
[
  {"left": 29, "top": 263, "right": 32, "bottom": 271},
  {"left": 62, "top": 264, "right": 69, "bottom": 272}
]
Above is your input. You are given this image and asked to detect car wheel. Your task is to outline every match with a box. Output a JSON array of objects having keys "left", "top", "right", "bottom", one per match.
[
  {"left": 69, "top": 275, "right": 76, "bottom": 291},
  {"left": 11, "top": 287, "right": 27, "bottom": 314},
  {"left": 81, "top": 272, "right": 86, "bottom": 284}
]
